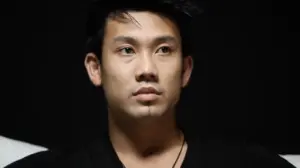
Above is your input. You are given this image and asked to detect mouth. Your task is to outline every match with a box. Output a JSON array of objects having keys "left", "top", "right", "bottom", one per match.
[
  {"left": 133, "top": 87, "right": 161, "bottom": 96},
  {"left": 132, "top": 87, "right": 162, "bottom": 102}
]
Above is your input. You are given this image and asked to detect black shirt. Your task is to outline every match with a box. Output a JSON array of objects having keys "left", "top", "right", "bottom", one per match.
[{"left": 5, "top": 132, "right": 295, "bottom": 168}]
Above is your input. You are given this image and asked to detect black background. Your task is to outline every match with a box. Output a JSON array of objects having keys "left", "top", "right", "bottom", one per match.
[{"left": 2, "top": 0, "right": 297, "bottom": 154}]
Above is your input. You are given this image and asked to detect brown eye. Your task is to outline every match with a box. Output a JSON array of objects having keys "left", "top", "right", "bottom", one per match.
[
  {"left": 157, "top": 46, "right": 171, "bottom": 54},
  {"left": 120, "top": 47, "right": 135, "bottom": 55}
]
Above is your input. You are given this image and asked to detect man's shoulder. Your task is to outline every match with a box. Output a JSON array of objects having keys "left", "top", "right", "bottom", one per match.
[
  {"left": 4, "top": 150, "right": 60, "bottom": 168},
  {"left": 5, "top": 138, "right": 110, "bottom": 168},
  {"left": 241, "top": 143, "right": 296, "bottom": 168},
  {"left": 190, "top": 136, "right": 296, "bottom": 168}
]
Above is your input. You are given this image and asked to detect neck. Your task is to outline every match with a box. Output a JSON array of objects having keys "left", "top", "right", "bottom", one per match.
[{"left": 108, "top": 110, "right": 182, "bottom": 158}]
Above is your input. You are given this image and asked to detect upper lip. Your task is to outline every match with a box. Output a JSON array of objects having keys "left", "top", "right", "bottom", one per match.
[{"left": 133, "top": 87, "right": 161, "bottom": 96}]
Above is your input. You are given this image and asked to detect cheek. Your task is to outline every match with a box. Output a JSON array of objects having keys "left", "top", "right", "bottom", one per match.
[
  {"left": 102, "top": 63, "right": 132, "bottom": 96},
  {"left": 103, "top": 72, "right": 121, "bottom": 90},
  {"left": 162, "top": 68, "right": 182, "bottom": 106},
  {"left": 159, "top": 62, "right": 182, "bottom": 90}
]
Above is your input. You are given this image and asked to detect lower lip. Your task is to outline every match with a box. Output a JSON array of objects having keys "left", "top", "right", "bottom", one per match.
[{"left": 134, "top": 93, "right": 159, "bottom": 102}]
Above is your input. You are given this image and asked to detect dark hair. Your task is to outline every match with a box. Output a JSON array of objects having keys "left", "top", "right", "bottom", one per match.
[{"left": 86, "top": 0, "right": 203, "bottom": 62}]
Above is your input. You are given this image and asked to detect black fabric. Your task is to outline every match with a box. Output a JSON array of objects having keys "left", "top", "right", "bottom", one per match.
[{"left": 5, "top": 132, "right": 295, "bottom": 168}]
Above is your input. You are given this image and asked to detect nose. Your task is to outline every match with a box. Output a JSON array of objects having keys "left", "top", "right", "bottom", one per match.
[{"left": 135, "top": 56, "right": 158, "bottom": 83}]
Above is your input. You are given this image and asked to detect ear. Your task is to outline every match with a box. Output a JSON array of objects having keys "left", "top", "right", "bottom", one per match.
[
  {"left": 84, "top": 52, "right": 102, "bottom": 86},
  {"left": 181, "top": 56, "right": 193, "bottom": 88}
]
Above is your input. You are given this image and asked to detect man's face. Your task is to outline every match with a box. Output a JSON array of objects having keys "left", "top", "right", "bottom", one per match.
[{"left": 85, "top": 11, "right": 193, "bottom": 119}]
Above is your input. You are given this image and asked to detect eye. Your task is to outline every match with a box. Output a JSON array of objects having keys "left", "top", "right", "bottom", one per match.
[
  {"left": 156, "top": 46, "right": 171, "bottom": 54},
  {"left": 119, "top": 47, "right": 135, "bottom": 55}
]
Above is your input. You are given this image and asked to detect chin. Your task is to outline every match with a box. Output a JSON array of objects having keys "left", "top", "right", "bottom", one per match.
[{"left": 126, "top": 105, "right": 168, "bottom": 118}]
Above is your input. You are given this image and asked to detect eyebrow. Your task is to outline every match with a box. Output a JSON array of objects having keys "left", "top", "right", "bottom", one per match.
[{"left": 112, "top": 35, "right": 178, "bottom": 45}]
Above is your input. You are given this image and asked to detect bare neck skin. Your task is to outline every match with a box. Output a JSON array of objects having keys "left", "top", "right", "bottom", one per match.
[{"left": 108, "top": 109, "right": 183, "bottom": 159}]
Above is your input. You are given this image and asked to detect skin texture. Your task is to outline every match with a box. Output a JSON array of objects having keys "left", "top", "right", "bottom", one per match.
[{"left": 85, "top": 11, "right": 193, "bottom": 167}]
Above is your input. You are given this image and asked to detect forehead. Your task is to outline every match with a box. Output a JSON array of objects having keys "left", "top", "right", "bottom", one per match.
[{"left": 104, "top": 11, "right": 181, "bottom": 43}]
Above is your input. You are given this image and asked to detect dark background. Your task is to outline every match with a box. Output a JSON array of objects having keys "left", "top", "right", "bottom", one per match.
[{"left": 2, "top": 0, "right": 297, "bottom": 154}]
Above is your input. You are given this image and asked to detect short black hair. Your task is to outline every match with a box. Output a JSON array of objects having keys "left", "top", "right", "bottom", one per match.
[{"left": 86, "top": 0, "right": 203, "bottom": 61}]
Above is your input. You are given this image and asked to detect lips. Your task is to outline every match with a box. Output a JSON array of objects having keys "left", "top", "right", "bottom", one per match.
[{"left": 133, "top": 87, "right": 161, "bottom": 96}]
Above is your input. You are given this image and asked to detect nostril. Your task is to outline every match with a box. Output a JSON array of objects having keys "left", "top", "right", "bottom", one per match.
[{"left": 136, "top": 72, "right": 158, "bottom": 83}]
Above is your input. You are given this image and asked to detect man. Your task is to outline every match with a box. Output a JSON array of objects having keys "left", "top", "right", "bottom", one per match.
[{"left": 7, "top": 0, "right": 295, "bottom": 167}]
